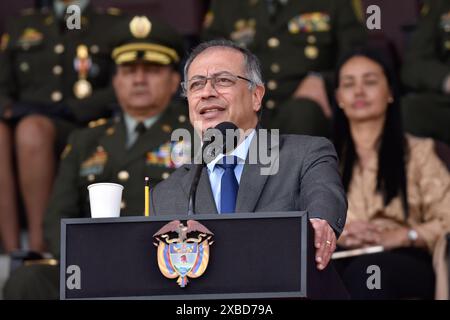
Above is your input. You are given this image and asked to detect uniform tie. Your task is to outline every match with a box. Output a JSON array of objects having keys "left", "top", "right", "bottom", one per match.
[
  {"left": 135, "top": 122, "right": 147, "bottom": 137},
  {"left": 216, "top": 156, "right": 239, "bottom": 214}
]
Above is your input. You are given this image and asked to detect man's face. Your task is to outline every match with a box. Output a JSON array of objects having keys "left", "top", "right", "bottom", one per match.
[
  {"left": 185, "top": 47, "right": 265, "bottom": 135},
  {"left": 113, "top": 62, "right": 180, "bottom": 118}
]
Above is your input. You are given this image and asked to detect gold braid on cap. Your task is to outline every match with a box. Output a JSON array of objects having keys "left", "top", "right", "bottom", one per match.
[{"left": 112, "top": 43, "right": 179, "bottom": 64}]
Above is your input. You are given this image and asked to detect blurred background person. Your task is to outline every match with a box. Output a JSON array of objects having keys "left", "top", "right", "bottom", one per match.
[
  {"left": 202, "top": 0, "right": 366, "bottom": 136},
  {"left": 332, "top": 48, "right": 450, "bottom": 299},
  {"left": 0, "top": 0, "right": 126, "bottom": 253},
  {"left": 402, "top": 0, "right": 450, "bottom": 146},
  {"left": 3, "top": 15, "right": 192, "bottom": 299}
]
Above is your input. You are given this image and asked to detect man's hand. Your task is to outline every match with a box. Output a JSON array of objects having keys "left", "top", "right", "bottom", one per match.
[
  {"left": 310, "top": 218, "right": 336, "bottom": 270},
  {"left": 293, "top": 75, "right": 332, "bottom": 118}
]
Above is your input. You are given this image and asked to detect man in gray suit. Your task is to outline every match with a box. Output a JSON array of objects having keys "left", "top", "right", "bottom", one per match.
[{"left": 151, "top": 40, "right": 347, "bottom": 270}]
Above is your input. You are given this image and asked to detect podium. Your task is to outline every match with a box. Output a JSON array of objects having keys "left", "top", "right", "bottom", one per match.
[{"left": 60, "top": 211, "right": 348, "bottom": 299}]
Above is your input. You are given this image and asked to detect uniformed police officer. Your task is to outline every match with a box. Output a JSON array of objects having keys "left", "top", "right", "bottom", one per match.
[
  {"left": 202, "top": 0, "right": 366, "bottom": 136},
  {"left": 0, "top": 0, "right": 127, "bottom": 253},
  {"left": 3, "top": 15, "right": 192, "bottom": 299},
  {"left": 401, "top": 0, "right": 450, "bottom": 145}
]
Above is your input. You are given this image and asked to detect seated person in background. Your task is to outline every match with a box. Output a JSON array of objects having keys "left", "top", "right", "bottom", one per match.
[
  {"left": 401, "top": 0, "right": 450, "bottom": 145},
  {"left": 0, "top": 0, "right": 127, "bottom": 253},
  {"left": 202, "top": 0, "right": 366, "bottom": 137},
  {"left": 3, "top": 15, "right": 191, "bottom": 299},
  {"left": 332, "top": 48, "right": 450, "bottom": 299}
]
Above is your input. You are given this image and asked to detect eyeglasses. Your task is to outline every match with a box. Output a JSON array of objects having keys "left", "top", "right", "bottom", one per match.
[{"left": 181, "top": 72, "right": 252, "bottom": 95}]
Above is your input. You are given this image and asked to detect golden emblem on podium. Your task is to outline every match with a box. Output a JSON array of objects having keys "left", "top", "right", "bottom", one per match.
[{"left": 153, "top": 220, "right": 214, "bottom": 287}]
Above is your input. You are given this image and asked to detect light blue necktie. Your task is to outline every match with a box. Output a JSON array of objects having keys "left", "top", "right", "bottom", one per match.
[{"left": 217, "top": 156, "right": 239, "bottom": 214}]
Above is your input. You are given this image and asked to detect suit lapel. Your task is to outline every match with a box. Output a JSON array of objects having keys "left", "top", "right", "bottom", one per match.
[
  {"left": 235, "top": 162, "right": 269, "bottom": 213},
  {"left": 196, "top": 168, "right": 218, "bottom": 214},
  {"left": 235, "top": 128, "right": 280, "bottom": 212},
  {"left": 179, "top": 128, "right": 280, "bottom": 215},
  {"left": 181, "top": 165, "right": 218, "bottom": 214}
]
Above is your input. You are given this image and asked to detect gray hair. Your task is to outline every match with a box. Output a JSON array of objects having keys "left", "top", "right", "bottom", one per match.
[{"left": 182, "top": 39, "right": 264, "bottom": 95}]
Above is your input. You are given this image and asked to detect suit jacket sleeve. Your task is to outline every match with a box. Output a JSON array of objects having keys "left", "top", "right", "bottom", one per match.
[
  {"left": 299, "top": 137, "right": 347, "bottom": 237},
  {"left": 44, "top": 131, "right": 84, "bottom": 258}
]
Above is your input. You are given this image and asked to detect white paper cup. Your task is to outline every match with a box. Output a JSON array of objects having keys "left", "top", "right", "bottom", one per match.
[{"left": 87, "top": 183, "right": 124, "bottom": 218}]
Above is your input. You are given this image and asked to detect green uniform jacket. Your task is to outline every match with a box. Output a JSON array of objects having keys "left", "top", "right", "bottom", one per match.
[
  {"left": 43, "top": 101, "right": 192, "bottom": 257},
  {"left": 202, "top": 0, "right": 366, "bottom": 109},
  {"left": 402, "top": 0, "right": 450, "bottom": 93},
  {"left": 0, "top": 6, "right": 127, "bottom": 122}
]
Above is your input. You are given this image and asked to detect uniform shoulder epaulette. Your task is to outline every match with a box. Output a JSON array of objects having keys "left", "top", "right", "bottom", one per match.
[{"left": 88, "top": 118, "right": 108, "bottom": 128}]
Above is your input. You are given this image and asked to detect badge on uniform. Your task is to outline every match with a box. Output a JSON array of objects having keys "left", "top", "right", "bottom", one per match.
[
  {"left": 73, "top": 44, "right": 93, "bottom": 99},
  {"left": 130, "top": 16, "right": 152, "bottom": 38},
  {"left": 146, "top": 141, "right": 191, "bottom": 168},
  {"left": 154, "top": 220, "right": 214, "bottom": 287},
  {"left": 440, "top": 12, "right": 450, "bottom": 32},
  {"left": 288, "top": 12, "right": 330, "bottom": 34},
  {"left": 230, "top": 19, "right": 256, "bottom": 47},
  {"left": 80, "top": 148, "right": 108, "bottom": 178},
  {"left": 17, "top": 28, "right": 43, "bottom": 48}
]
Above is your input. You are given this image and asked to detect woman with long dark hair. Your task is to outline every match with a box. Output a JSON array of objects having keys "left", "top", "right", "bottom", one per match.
[{"left": 332, "top": 48, "right": 450, "bottom": 299}]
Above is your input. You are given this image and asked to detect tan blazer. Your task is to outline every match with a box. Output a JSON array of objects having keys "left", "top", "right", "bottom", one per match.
[{"left": 345, "top": 135, "right": 450, "bottom": 299}]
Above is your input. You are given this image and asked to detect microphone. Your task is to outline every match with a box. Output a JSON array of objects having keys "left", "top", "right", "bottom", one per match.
[{"left": 187, "top": 122, "right": 239, "bottom": 215}]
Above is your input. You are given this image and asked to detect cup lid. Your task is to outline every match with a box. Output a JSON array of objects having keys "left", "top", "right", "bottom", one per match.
[{"left": 87, "top": 182, "right": 124, "bottom": 190}]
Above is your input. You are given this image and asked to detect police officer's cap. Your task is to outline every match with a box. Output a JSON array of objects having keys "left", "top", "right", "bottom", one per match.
[{"left": 112, "top": 16, "right": 183, "bottom": 66}]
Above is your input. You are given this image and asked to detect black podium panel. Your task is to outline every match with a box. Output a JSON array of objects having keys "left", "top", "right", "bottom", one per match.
[{"left": 61, "top": 211, "right": 345, "bottom": 299}]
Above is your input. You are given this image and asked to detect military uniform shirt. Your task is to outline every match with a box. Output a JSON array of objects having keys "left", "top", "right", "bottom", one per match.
[{"left": 203, "top": 0, "right": 366, "bottom": 109}]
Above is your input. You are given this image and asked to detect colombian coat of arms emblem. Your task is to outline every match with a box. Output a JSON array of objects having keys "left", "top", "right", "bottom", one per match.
[{"left": 153, "top": 220, "right": 214, "bottom": 287}]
